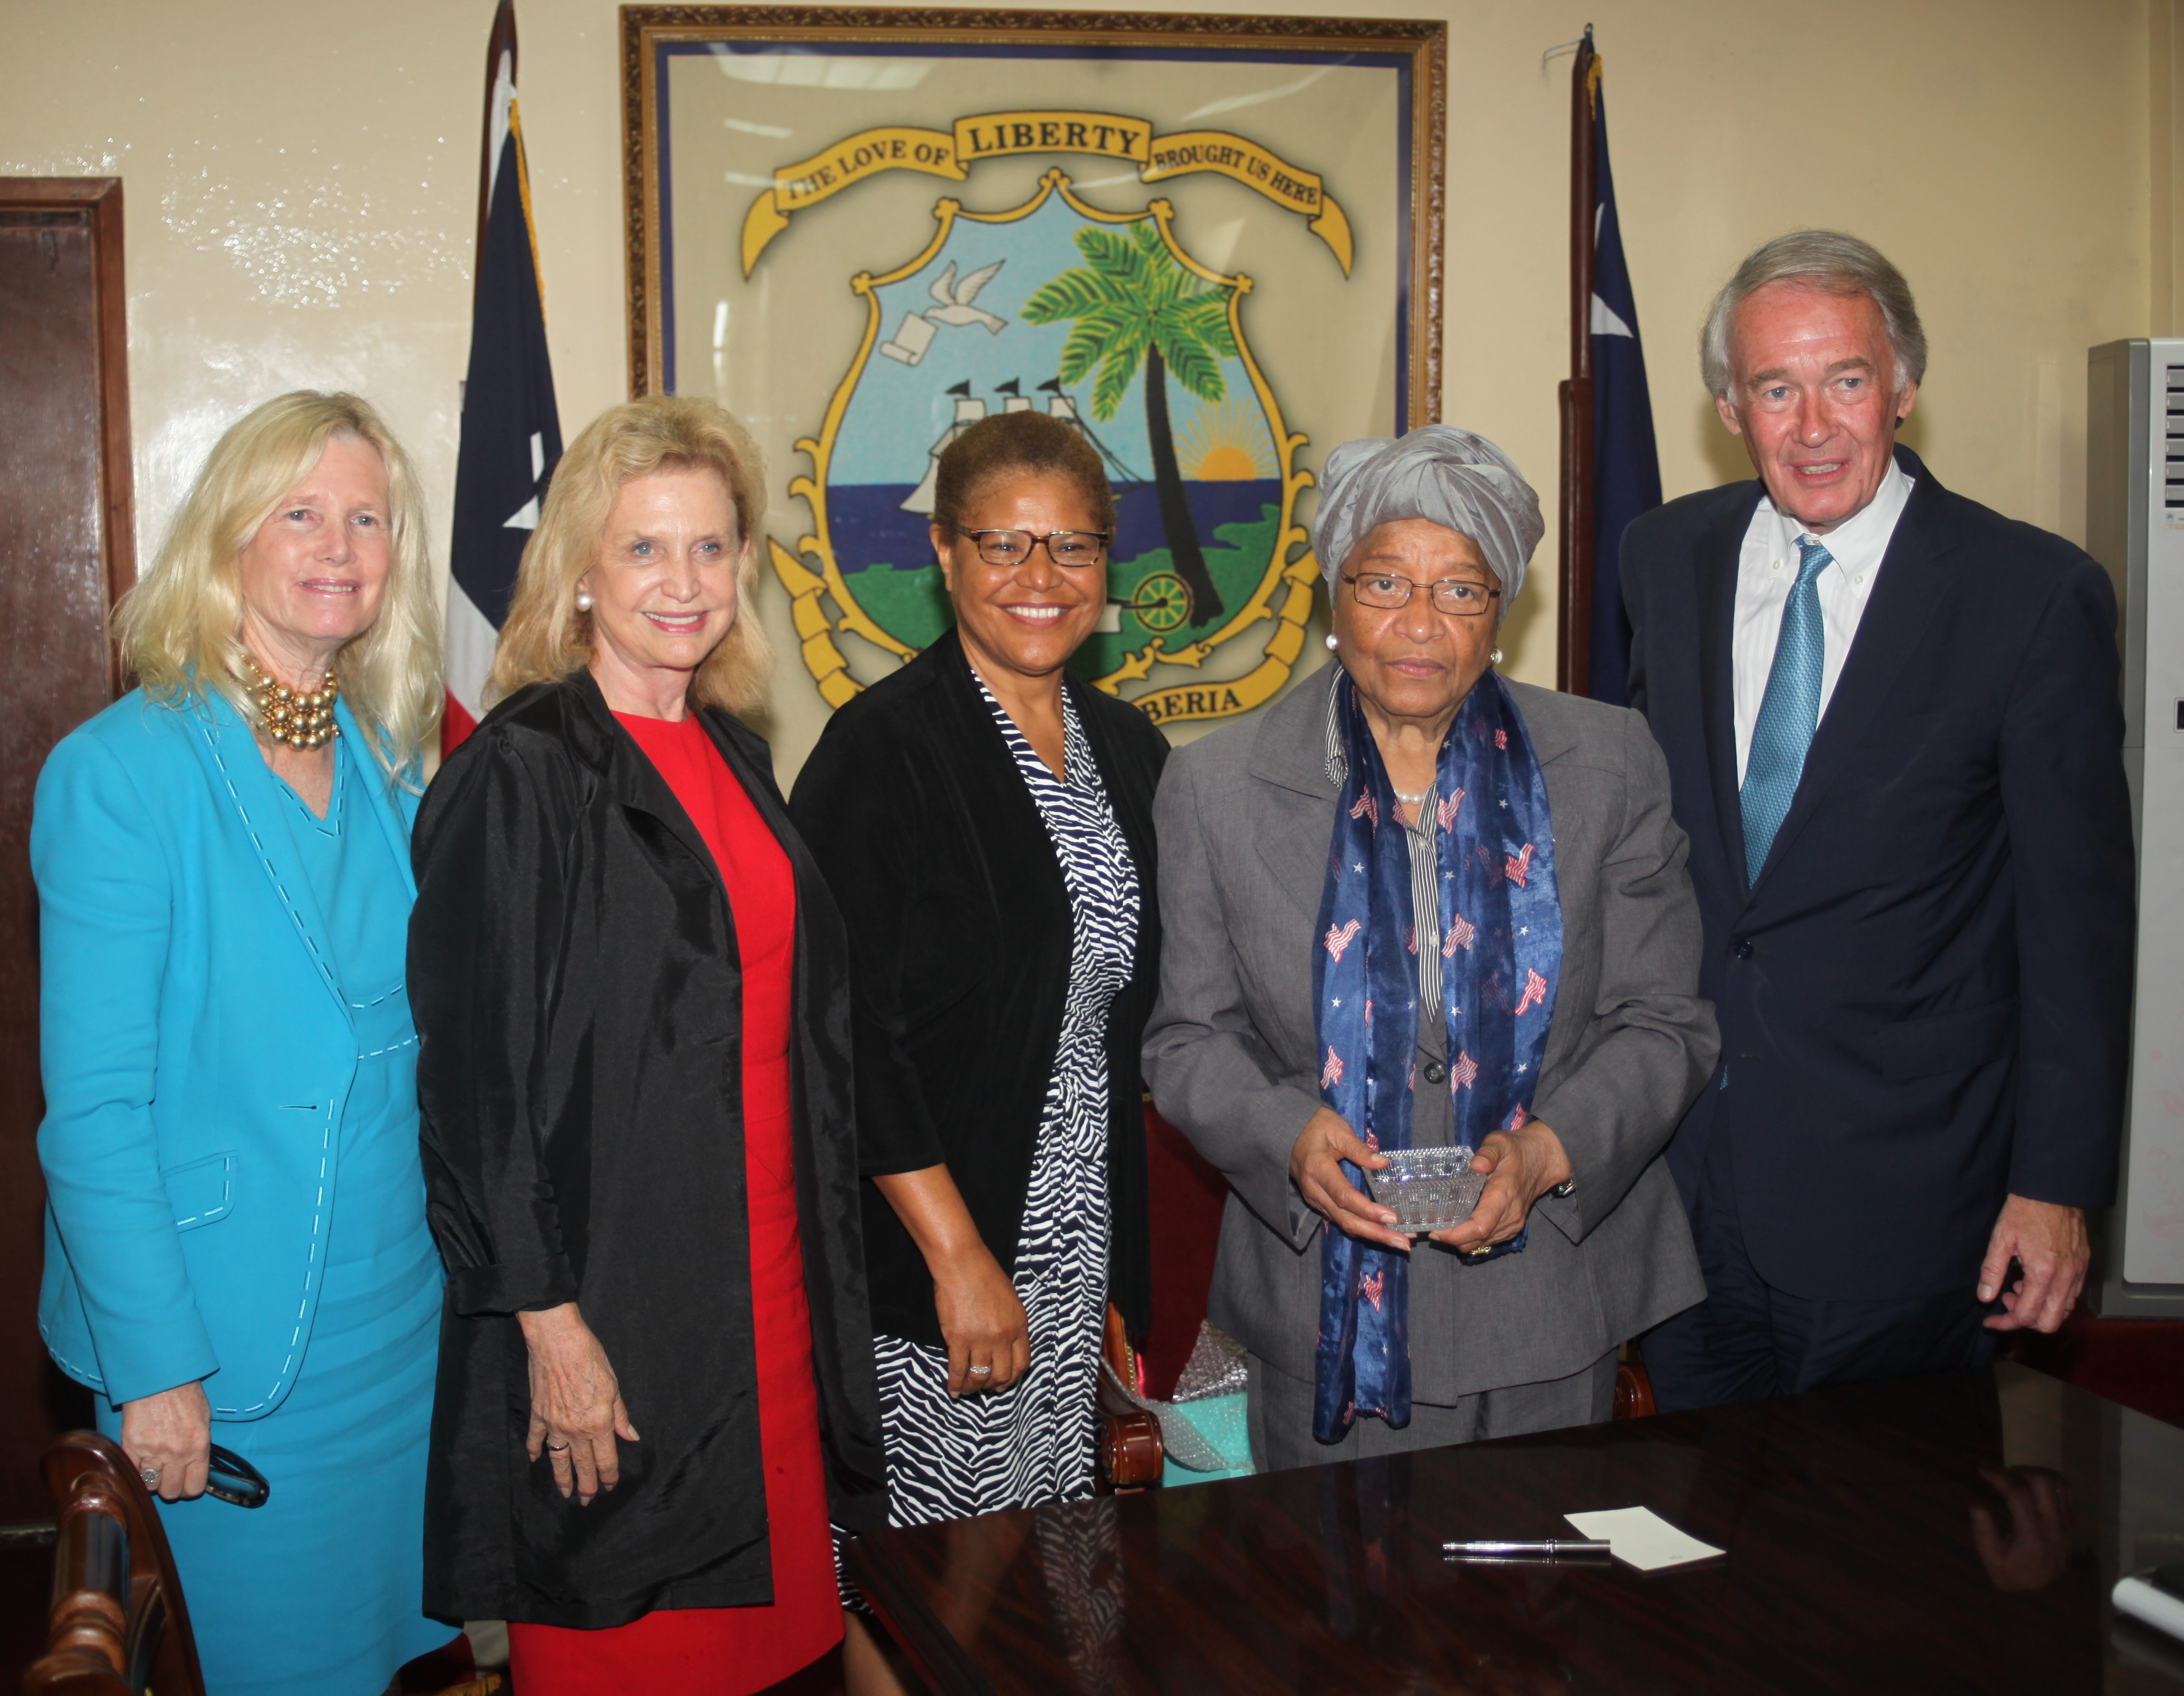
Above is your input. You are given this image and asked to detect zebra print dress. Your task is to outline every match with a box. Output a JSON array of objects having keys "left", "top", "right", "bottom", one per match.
[{"left": 870, "top": 676, "right": 1141, "bottom": 1524}]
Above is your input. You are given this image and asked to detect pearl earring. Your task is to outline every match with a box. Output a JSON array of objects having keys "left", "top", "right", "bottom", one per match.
[
  {"left": 1491, "top": 648, "right": 1503, "bottom": 666},
  {"left": 1325, "top": 632, "right": 1340, "bottom": 651},
  {"left": 575, "top": 589, "right": 594, "bottom": 612}
]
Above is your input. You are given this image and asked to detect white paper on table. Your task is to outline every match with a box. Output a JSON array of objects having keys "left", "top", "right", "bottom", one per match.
[
  {"left": 2115, "top": 1574, "right": 2184, "bottom": 1642},
  {"left": 1564, "top": 1507, "right": 1724, "bottom": 1571}
]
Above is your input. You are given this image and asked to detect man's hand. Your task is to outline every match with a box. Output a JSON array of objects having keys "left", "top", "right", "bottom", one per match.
[
  {"left": 1290, "top": 1106, "right": 1409, "bottom": 1252},
  {"left": 1432, "top": 1121, "right": 1573, "bottom": 1256},
  {"left": 1977, "top": 1195, "right": 2088, "bottom": 1333}
]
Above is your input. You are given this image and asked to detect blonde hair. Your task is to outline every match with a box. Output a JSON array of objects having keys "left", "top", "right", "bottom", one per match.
[
  {"left": 488, "top": 395, "right": 772, "bottom": 714},
  {"left": 115, "top": 391, "right": 443, "bottom": 782}
]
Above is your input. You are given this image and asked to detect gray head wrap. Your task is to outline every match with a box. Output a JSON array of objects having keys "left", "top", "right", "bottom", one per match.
[{"left": 1313, "top": 425, "right": 1546, "bottom": 612}]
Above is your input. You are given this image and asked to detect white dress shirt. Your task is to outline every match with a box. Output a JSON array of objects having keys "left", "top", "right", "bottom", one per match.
[{"left": 1732, "top": 459, "right": 1915, "bottom": 783}]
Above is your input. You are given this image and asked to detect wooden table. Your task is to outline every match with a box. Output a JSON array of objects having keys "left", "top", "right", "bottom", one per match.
[{"left": 845, "top": 1362, "right": 2184, "bottom": 1694}]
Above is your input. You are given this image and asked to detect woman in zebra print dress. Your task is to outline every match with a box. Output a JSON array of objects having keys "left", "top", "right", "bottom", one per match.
[
  {"left": 791, "top": 410, "right": 1166, "bottom": 1694},
  {"left": 872, "top": 670, "right": 1136, "bottom": 1517}
]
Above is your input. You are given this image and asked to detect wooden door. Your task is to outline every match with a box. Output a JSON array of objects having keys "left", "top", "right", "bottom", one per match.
[{"left": 0, "top": 179, "right": 132, "bottom": 1521}]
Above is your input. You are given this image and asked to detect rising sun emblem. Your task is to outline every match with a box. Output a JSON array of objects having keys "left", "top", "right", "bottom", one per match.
[{"left": 1176, "top": 398, "right": 1280, "bottom": 486}]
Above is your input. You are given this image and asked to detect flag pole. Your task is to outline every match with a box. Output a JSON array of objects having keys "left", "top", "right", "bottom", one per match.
[
  {"left": 1557, "top": 26, "right": 1597, "bottom": 695},
  {"left": 475, "top": 0, "right": 518, "bottom": 309}
]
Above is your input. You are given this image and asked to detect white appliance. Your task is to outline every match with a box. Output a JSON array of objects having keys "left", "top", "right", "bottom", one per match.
[{"left": 2088, "top": 338, "right": 2184, "bottom": 1315}]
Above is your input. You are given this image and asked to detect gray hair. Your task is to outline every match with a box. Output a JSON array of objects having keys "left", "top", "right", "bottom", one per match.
[
  {"left": 1313, "top": 425, "right": 1544, "bottom": 616},
  {"left": 1699, "top": 230, "right": 1927, "bottom": 402}
]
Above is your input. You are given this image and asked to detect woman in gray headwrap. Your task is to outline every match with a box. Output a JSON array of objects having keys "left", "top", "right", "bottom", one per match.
[{"left": 1142, "top": 425, "right": 1719, "bottom": 1469}]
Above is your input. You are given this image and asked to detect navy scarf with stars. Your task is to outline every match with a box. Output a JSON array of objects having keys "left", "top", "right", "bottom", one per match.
[{"left": 1310, "top": 669, "right": 1562, "bottom": 1442}]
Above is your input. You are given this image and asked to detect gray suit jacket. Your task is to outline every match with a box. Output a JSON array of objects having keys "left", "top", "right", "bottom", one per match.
[{"left": 1142, "top": 669, "right": 1716, "bottom": 1401}]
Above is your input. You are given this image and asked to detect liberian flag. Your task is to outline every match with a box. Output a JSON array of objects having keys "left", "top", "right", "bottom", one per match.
[{"left": 445, "top": 0, "right": 561, "bottom": 753}]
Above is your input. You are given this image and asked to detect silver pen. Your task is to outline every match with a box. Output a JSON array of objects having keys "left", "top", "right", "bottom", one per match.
[{"left": 1442, "top": 1538, "right": 1613, "bottom": 1559}]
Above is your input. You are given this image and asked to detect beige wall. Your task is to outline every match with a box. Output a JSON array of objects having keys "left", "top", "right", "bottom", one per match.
[
  {"left": 2153, "top": 0, "right": 2184, "bottom": 336},
  {"left": 0, "top": 0, "right": 2160, "bottom": 774}
]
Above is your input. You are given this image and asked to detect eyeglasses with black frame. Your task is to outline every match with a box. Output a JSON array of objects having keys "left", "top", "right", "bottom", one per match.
[
  {"left": 956, "top": 528, "right": 1111, "bottom": 569},
  {"left": 1341, "top": 571, "right": 1501, "bottom": 618}
]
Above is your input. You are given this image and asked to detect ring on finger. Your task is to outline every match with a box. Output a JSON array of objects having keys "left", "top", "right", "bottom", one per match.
[
  {"left": 140, "top": 1465, "right": 160, "bottom": 1489},
  {"left": 545, "top": 1441, "right": 571, "bottom": 1454},
  {"left": 967, "top": 1364, "right": 993, "bottom": 1377}
]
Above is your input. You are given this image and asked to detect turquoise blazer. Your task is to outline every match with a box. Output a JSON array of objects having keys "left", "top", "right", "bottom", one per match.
[{"left": 34, "top": 687, "right": 421, "bottom": 1417}]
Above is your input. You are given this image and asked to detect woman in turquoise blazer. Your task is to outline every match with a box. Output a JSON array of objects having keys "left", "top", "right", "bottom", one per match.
[{"left": 34, "top": 392, "right": 457, "bottom": 1696}]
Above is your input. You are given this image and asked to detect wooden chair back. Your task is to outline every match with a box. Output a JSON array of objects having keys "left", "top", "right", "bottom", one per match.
[
  {"left": 1095, "top": 1303, "right": 1164, "bottom": 1491},
  {"left": 19, "top": 1432, "right": 205, "bottom": 1696},
  {"left": 1615, "top": 1355, "right": 1658, "bottom": 1419}
]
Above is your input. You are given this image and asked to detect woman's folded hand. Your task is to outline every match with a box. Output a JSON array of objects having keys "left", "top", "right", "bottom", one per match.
[
  {"left": 871, "top": 1162, "right": 1033, "bottom": 1396},
  {"left": 518, "top": 1302, "right": 640, "bottom": 1504},
  {"left": 1432, "top": 1120, "right": 1574, "bottom": 1256},
  {"left": 1289, "top": 1106, "right": 1410, "bottom": 1252},
  {"left": 120, "top": 1381, "right": 213, "bottom": 1502},
  {"left": 932, "top": 1246, "right": 1031, "bottom": 1397}
]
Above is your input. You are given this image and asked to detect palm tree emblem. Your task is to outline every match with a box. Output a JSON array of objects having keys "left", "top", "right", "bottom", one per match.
[{"left": 1021, "top": 223, "right": 1237, "bottom": 626}]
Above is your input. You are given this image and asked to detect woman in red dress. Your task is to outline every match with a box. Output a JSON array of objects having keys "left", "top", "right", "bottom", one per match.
[{"left": 411, "top": 396, "right": 887, "bottom": 1693}]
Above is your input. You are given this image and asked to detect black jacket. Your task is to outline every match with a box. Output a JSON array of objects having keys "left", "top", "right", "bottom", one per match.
[
  {"left": 409, "top": 673, "right": 886, "bottom": 1628},
  {"left": 790, "top": 630, "right": 1168, "bottom": 1347},
  {"left": 1623, "top": 447, "right": 2134, "bottom": 1301}
]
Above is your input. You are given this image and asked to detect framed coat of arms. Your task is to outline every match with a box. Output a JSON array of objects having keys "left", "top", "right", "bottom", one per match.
[{"left": 623, "top": 7, "right": 1446, "bottom": 728}]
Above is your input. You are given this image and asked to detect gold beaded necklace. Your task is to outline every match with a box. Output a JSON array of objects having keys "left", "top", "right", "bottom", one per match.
[{"left": 240, "top": 656, "right": 339, "bottom": 750}]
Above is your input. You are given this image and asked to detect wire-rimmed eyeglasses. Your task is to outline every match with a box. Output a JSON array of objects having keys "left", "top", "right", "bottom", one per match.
[
  {"left": 1341, "top": 571, "right": 1501, "bottom": 618},
  {"left": 956, "top": 528, "right": 1111, "bottom": 569}
]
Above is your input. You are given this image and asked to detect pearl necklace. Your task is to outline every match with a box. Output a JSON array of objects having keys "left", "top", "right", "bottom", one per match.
[
  {"left": 242, "top": 656, "right": 339, "bottom": 750},
  {"left": 1393, "top": 786, "right": 1432, "bottom": 806}
]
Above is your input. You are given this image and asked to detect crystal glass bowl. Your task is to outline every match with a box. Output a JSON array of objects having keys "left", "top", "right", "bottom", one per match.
[{"left": 1365, "top": 1145, "right": 1488, "bottom": 1235}]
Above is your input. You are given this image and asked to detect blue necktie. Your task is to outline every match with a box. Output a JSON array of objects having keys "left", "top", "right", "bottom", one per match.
[{"left": 1740, "top": 535, "right": 1833, "bottom": 884}]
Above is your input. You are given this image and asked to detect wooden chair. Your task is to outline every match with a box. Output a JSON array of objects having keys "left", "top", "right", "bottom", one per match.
[
  {"left": 388, "top": 1637, "right": 506, "bottom": 1696},
  {"left": 1095, "top": 1303, "right": 1164, "bottom": 1491},
  {"left": 1614, "top": 1354, "right": 1658, "bottom": 1419},
  {"left": 20, "top": 1431, "right": 205, "bottom": 1696}
]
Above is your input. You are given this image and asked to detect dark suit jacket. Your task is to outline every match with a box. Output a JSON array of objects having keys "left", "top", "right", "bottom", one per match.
[
  {"left": 1622, "top": 445, "right": 2134, "bottom": 1302},
  {"left": 410, "top": 673, "right": 886, "bottom": 1627},
  {"left": 790, "top": 629, "right": 1167, "bottom": 1348}
]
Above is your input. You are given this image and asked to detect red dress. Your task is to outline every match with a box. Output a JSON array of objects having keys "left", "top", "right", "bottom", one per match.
[{"left": 507, "top": 712, "right": 840, "bottom": 1696}]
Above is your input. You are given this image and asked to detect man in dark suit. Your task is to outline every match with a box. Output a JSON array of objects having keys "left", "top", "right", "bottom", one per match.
[{"left": 1623, "top": 230, "right": 2134, "bottom": 1411}]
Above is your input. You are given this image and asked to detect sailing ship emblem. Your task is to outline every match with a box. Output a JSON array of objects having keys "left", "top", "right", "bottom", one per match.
[
  {"left": 897, "top": 376, "right": 1079, "bottom": 517},
  {"left": 769, "top": 170, "right": 1319, "bottom": 725}
]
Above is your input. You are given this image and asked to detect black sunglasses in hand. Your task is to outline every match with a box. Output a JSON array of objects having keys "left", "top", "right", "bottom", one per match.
[{"left": 205, "top": 1444, "right": 271, "bottom": 1509}]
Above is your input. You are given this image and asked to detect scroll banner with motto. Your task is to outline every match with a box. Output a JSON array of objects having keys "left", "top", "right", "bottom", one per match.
[
  {"left": 742, "top": 111, "right": 1354, "bottom": 279},
  {"left": 744, "top": 108, "right": 1359, "bottom": 726}
]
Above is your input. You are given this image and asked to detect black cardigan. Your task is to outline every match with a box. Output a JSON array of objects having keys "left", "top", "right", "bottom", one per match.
[
  {"left": 409, "top": 673, "right": 886, "bottom": 1629},
  {"left": 790, "top": 630, "right": 1168, "bottom": 1347}
]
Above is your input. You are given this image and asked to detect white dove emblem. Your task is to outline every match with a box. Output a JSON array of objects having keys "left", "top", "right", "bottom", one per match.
[{"left": 926, "top": 259, "right": 1008, "bottom": 333}]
